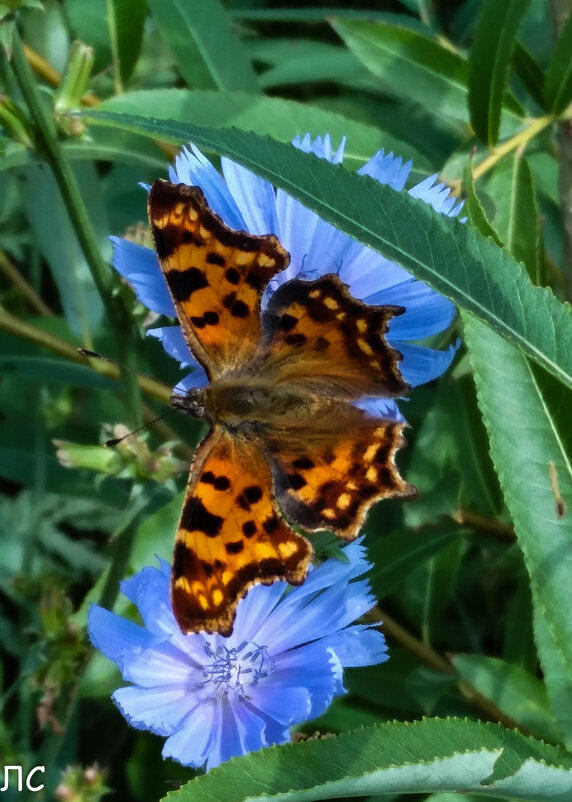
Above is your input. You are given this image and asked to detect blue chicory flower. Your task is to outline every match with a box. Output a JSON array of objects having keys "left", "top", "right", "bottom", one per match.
[
  {"left": 111, "top": 134, "right": 462, "bottom": 420},
  {"left": 88, "top": 539, "right": 387, "bottom": 770}
]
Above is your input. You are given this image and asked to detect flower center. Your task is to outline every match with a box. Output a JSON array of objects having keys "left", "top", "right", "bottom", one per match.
[{"left": 202, "top": 640, "right": 274, "bottom": 701}]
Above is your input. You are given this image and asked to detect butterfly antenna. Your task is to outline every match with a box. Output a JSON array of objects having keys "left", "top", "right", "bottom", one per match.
[
  {"left": 78, "top": 348, "right": 156, "bottom": 382},
  {"left": 79, "top": 349, "right": 174, "bottom": 446},
  {"left": 104, "top": 414, "right": 168, "bottom": 447}
]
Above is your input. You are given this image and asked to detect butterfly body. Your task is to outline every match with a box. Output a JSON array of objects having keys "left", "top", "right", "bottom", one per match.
[{"left": 148, "top": 179, "right": 416, "bottom": 636}]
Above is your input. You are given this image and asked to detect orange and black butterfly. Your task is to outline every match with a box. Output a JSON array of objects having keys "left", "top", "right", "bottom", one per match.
[{"left": 148, "top": 180, "right": 415, "bottom": 637}]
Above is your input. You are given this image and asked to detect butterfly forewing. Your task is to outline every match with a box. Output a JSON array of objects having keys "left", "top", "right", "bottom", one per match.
[{"left": 148, "top": 180, "right": 289, "bottom": 379}]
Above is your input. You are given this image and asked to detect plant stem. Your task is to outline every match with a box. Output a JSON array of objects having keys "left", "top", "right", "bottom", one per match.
[
  {"left": 472, "top": 115, "right": 555, "bottom": 182},
  {"left": 11, "top": 30, "right": 112, "bottom": 305},
  {"left": 11, "top": 26, "right": 143, "bottom": 427},
  {"left": 370, "top": 607, "right": 530, "bottom": 735},
  {"left": 23, "top": 43, "right": 100, "bottom": 106},
  {"left": 453, "top": 508, "right": 515, "bottom": 541},
  {"left": 0, "top": 248, "right": 54, "bottom": 316}
]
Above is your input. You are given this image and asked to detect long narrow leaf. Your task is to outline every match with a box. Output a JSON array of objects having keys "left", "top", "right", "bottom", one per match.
[
  {"left": 464, "top": 315, "right": 572, "bottom": 748},
  {"left": 544, "top": 11, "right": 572, "bottom": 114},
  {"left": 147, "top": 0, "right": 258, "bottom": 92},
  {"left": 468, "top": 0, "right": 532, "bottom": 145}
]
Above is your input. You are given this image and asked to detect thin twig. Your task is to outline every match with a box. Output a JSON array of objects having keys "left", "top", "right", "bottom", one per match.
[
  {"left": 453, "top": 508, "right": 515, "bottom": 541},
  {"left": 0, "top": 304, "right": 169, "bottom": 404},
  {"left": 369, "top": 607, "right": 530, "bottom": 734},
  {"left": 23, "top": 43, "right": 100, "bottom": 106},
  {"left": 0, "top": 249, "right": 54, "bottom": 316}
]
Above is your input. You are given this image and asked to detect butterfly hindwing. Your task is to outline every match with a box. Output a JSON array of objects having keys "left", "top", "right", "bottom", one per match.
[
  {"left": 268, "top": 422, "right": 416, "bottom": 539},
  {"left": 171, "top": 427, "right": 313, "bottom": 636}
]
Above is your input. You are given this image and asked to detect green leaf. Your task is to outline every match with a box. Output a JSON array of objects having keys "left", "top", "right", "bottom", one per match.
[
  {"left": 110, "top": 0, "right": 147, "bottom": 82},
  {"left": 332, "top": 18, "right": 468, "bottom": 129},
  {"left": 0, "top": 355, "right": 116, "bottom": 389},
  {"left": 0, "top": 137, "right": 167, "bottom": 174},
  {"left": 248, "top": 38, "right": 378, "bottom": 92},
  {"left": 462, "top": 159, "right": 503, "bottom": 246},
  {"left": 483, "top": 155, "right": 540, "bottom": 282},
  {"left": 463, "top": 315, "right": 572, "bottom": 749},
  {"left": 161, "top": 718, "right": 572, "bottom": 801},
  {"left": 513, "top": 41, "right": 547, "bottom": 111},
  {"left": 503, "top": 577, "right": 537, "bottom": 672},
  {"left": 16, "top": 160, "right": 107, "bottom": 336},
  {"left": 543, "top": 11, "right": 572, "bottom": 115},
  {"left": 77, "top": 113, "right": 572, "bottom": 391},
  {"left": 533, "top": 604, "right": 572, "bottom": 750},
  {"left": 97, "top": 88, "right": 432, "bottom": 171},
  {"left": 506, "top": 156, "right": 540, "bottom": 282},
  {"left": 231, "top": 7, "right": 431, "bottom": 27},
  {"left": 368, "top": 526, "right": 461, "bottom": 599},
  {"left": 452, "top": 654, "right": 562, "bottom": 744},
  {"left": 332, "top": 18, "right": 523, "bottom": 134},
  {"left": 468, "top": 0, "right": 532, "bottom": 146},
  {"left": 343, "top": 651, "right": 457, "bottom": 718},
  {"left": 147, "top": 0, "right": 258, "bottom": 92},
  {"left": 64, "top": 0, "right": 145, "bottom": 80}
]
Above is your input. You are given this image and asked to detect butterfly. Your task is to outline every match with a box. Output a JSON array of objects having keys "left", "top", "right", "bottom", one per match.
[{"left": 148, "top": 179, "right": 416, "bottom": 637}]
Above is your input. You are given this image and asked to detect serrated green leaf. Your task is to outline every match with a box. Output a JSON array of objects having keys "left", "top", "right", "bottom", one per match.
[
  {"left": 533, "top": 604, "right": 572, "bottom": 750},
  {"left": 160, "top": 718, "right": 572, "bottom": 801},
  {"left": 77, "top": 113, "right": 572, "bottom": 391},
  {"left": 468, "top": 0, "right": 533, "bottom": 146},
  {"left": 97, "top": 88, "right": 432, "bottom": 171},
  {"left": 543, "top": 11, "right": 572, "bottom": 115},
  {"left": 452, "top": 654, "right": 561, "bottom": 744},
  {"left": 332, "top": 18, "right": 523, "bottom": 135},
  {"left": 464, "top": 314, "right": 572, "bottom": 749},
  {"left": 147, "top": 0, "right": 258, "bottom": 92}
]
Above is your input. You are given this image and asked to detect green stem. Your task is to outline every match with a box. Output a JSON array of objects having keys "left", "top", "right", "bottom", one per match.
[
  {"left": 97, "top": 491, "right": 154, "bottom": 611},
  {"left": 10, "top": 26, "right": 143, "bottom": 427},
  {"left": 11, "top": 29, "right": 112, "bottom": 305}
]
